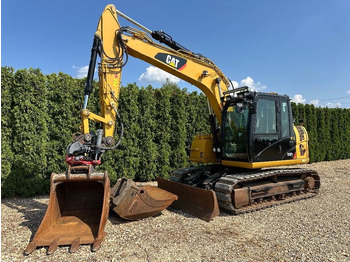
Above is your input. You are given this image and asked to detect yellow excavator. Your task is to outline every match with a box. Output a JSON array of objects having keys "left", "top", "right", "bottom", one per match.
[{"left": 25, "top": 4, "right": 320, "bottom": 255}]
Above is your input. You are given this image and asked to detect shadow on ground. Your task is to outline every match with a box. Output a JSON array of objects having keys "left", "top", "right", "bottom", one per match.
[{"left": 2, "top": 197, "right": 48, "bottom": 241}]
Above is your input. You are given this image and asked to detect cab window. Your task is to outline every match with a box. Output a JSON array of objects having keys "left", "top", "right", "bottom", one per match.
[
  {"left": 222, "top": 103, "right": 249, "bottom": 160},
  {"left": 281, "top": 100, "right": 290, "bottom": 137},
  {"left": 255, "top": 99, "right": 277, "bottom": 134}
]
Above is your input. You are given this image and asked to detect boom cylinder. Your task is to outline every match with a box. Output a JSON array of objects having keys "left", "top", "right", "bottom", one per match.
[{"left": 83, "top": 36, "right": 101, "bottom": 108}]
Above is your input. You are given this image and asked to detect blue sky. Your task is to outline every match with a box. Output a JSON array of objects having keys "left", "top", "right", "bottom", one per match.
[{"left": 2, "top": 0, "right": 350, "bottom": 108}]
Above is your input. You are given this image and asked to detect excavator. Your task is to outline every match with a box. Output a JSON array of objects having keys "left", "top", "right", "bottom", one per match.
[{"left": 25, "top": 4, "right": 320, "bottom": 255}]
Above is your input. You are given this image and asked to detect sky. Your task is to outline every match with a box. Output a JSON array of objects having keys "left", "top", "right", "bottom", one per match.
[{"left": 2, "top": 0, "right": 350, "bottom": 108}]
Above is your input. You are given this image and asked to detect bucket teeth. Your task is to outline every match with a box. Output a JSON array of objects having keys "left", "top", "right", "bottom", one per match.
[
  {"left": 69, "top": 237, "right": 81, "bottom": 253},
  {"left": 92, "top": 238, "right": 103, "bottom": 252},
  {"left": 24, "top": 167, "right": 110, "bottom": 254},
  {"left": 47, "top": 238, "right": 59, "bottom": 255},
  {"left": 24, "top": 241, "right": 37, "bottom": 255}
]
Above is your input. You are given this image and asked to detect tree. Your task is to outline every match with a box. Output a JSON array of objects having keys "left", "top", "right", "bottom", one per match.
[
  {"left": 1, "top": 67, "right": 15, "bottom": 195},
  {"left": 343, "top": 109, "right": 350, "bottom": 159},
  {"left": 166, "top": 81, "right": 188, "bottom": 169},
  {"left": 315, "top": 107, "right": 327, "bottom": 162},
  {"left": 6, "top": 68, "right": 49, "bottom": 196},
  {"left": 306, "top": 104, "right": 319, "bottom": 162},
  {"left": 105, "top": 84, "right": 141, "bottom": 180},
  {"left": 154, "top": 87, "right": 172, "bottom": 178},
  {"left": 135, "top": 86, "right": 158, "bottom": 181},
  {"left": 337, "top": 108, "right": 349, "bottom": 159},
  {"left": 323, "top": 108, "right": 333, "bottom": 161},
  {"left": 46, "top": 73, "right": 83, "bottom": 175},
  {"left": 291, "top": 102, "right": 299, "bottom": 124},
  {"left": 185, "top": 92, "right": 210, "bottom": 150}
]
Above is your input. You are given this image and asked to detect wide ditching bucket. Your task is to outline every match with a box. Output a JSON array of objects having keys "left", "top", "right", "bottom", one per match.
[
  {"left": 157, "top": 177, "right": 220, "bottom": 222},
  {"left": 110, "top": 178, "right": 178, "bottom": 220},
  {"left": 25, "top": 166, "right": 110, "bottom": 255}
]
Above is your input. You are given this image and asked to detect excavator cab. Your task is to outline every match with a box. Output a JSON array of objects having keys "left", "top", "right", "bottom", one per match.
[
  {"left": 221, "top": 90, "right": 307, "bottom": 168},
  {"left": 221, "top": 90, "right": 308, "bottom": 168},
  {"left": 161, "top": 89, "right": 318, "bottom": 219}
]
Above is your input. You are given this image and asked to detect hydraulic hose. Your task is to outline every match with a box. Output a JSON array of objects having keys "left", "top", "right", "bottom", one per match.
[{"left": 100, "top": 27, "right": 129, "bottom": 68}]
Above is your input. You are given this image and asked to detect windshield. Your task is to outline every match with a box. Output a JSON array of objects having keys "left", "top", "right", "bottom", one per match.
[{"left": 222, "top": 103, "right": 249, "bottom": 160}]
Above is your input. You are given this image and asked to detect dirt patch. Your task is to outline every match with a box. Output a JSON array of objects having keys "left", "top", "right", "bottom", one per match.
[{"left": 2, "top": 159, "right": 350, "bottom": 261}]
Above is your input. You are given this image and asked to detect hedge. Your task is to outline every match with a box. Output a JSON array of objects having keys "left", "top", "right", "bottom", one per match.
[{"left": 1, "top": 67, "right": 350, "bottom": 197}]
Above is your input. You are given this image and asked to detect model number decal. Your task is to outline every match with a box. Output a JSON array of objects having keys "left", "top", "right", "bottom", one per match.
[{"left": 155, "top": 53, "right": 187, "bottom": 71}]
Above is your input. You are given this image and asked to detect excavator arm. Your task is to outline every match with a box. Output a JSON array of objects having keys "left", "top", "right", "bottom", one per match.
[
  {"left": 73, "top": 4, "right": 227, "bottom": 222},
  {"left": 67, "top": 4, "right": 230, "bottom": 166},
  {"left": 73, "top": 4, "right": 233, "bottom": 168},
  {"left": 79, "top": 5, "right": 233, "bottom": 222},
  {"left": 90, "top": 4, "right": 230, "bottom": 126}
]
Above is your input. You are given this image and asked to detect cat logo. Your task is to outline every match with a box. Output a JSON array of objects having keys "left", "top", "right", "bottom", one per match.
[
  {"left": 155, "top": 53, "right": 187, "bottom": 71},
  {"left": 166, "top": 55, "right": 179, "bottom": 68}
]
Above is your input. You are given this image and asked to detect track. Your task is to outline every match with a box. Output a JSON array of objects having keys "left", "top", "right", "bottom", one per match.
[
  {"left": 171, "top": 166, "right": 320, "bottom": 215},
  {"left": 214, "top": 168, "right": 320, "bottom": 214}
]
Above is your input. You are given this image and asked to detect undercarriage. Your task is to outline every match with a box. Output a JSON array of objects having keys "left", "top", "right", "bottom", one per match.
[{"left": 170, "top": 165, "right": 320, "bottom": 214}]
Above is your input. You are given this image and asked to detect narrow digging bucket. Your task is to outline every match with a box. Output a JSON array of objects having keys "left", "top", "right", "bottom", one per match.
[
  {"left": 25, "top": 166, "right": 110, "bottom": 255},
  {"left": 157, "top": 177, "right": 220, "bottom": 222},
  {"left": 110, "top": 178, "right": 178, "bottom": 220}
]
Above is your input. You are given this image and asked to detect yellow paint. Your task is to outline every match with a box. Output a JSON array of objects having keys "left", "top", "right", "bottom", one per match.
[
  {"left": 222, "top": 158, "right": 309, "bottom": 169},
  {"left": 81, "top": 4, "right": 310, "bottom": 171},
  {"left": 189, "top": 135, "right": 219, "bottom": 163},
  {"left": 81, "top": 5, "right": 122, "bottom": 137},
  {"left": 83, "top": 4, "right": 230, "bottom": 135}
]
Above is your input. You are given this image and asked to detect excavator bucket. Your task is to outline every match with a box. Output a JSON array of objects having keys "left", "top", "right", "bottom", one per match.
[
  {"left": 110, "top": 178, "right": 178, "bottom": 220},
  {"left": 157, "top": 177, "right": 220, "bottom": 222},
  {"left": 24, "top": 166, "right": 110, "bottom": 255}
]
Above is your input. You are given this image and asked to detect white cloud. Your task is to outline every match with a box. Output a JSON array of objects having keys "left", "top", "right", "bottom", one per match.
[
  {"left": 239, "top": 76, "right": 267, "bottom": 91},
  {"left": 292, "top": 94, "right": 306, "bottom": 104},
  {"left": 326, "top": 102, "right": 341, "bottom": 108},
  {"left": 139, "top": 66, "right": 181, "bottom": 84},
  {"left": 347, "top": 90, "right": 350, "bottom": 94},
  {"left": 310, "top": 99, "right": 319, "bottom": 106},
  {"left": 72, "top": 65, "right": 89, "bottom": 79}
]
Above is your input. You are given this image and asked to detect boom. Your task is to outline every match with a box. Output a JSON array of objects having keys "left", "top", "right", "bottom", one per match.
[{"left": 81, "top": 4, "right": 231, "bottom": 138}]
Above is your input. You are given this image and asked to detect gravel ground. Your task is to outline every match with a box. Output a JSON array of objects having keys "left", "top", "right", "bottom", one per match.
[{"left": 2, "top": 159, "right": 350, "bottom": 262}]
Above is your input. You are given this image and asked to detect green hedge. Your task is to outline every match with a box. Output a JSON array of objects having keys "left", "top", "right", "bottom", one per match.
[
  {"left": 291, "top": 103, "right": 350, "bottom": 162},
  {"left": 1, "top": 67, "right": 350, "bottom": 197},
  {"left": 1, "top": 68, "right": 210, "bottom": 197}
]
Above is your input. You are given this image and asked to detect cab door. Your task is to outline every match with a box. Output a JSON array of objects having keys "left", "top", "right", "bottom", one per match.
[{"left": 251, "top": 95, "right": 295, "bottom": 162}]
